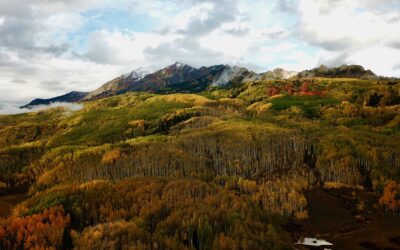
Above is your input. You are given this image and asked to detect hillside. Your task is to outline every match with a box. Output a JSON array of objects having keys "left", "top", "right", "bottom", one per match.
[
  {"left": 20, "top": 91, "right": 88, "bottom": 109},
  {"left": 1, "top": 77, "right": 400, "bottom": 249}
]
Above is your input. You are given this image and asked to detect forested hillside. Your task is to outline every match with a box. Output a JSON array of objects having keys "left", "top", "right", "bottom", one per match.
[{"left": 1, "top": 77, "right": 400, "bottom": 249}]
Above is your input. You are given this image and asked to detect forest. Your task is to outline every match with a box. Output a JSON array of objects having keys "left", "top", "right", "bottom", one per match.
[{"left": 0, "top": 77, "right": 399, "bottom": 249}]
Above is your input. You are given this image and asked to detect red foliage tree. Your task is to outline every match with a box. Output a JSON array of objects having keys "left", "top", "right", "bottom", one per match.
[
  {"left": 0, "top": 206, "right": 70, "bottom": 249},
  {"left": 267, "top": 87, "right": 280, "bottom": 97}
]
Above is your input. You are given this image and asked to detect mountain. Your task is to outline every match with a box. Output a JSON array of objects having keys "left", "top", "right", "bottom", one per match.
[
  {"left": 83, "top": 69, "right": 148, "bottom": 100},
  {"left": 297, "top": 64, "right": 378, "bottom": 79},
  {"left": 84, "top": 62, "right": 259, "bottom": 100},
  {"left": 20, "top": 91, "right": 88, "bottom": 109},
  {"left": 121, "top": 62, "right": 220, "bottom": 93}
]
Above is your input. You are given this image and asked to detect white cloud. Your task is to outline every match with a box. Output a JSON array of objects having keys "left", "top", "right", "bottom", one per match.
[
  {"left": 347, "top": 46, "right": 400, "bottom": 76},
  {"left": 83, "top": 30, "right": 181, "bottom": 67},
  {"left": 0, "top": 49, "right": 122, "bottom": 104},
  {"left": 200, "top": 31, "right": 251, "bottom": 62},
  {"left": 0, "top": 102, "right": 83, "bottom": 115},
  {"left": 284, "top": 0, "right": 400, "bottom": 75}
]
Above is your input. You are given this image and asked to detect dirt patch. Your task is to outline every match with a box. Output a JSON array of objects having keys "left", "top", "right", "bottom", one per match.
[{"left": 287, "top": 188, "right": 400, "bottom": 250}]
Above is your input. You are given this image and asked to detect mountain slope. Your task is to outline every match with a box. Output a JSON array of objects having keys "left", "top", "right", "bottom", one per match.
[
  {"left": 83, "top": 69, "right": 148, "bottom": 100},
  {"left": 122, "top": 62, "right": 213, "bottom": 93},
  {"left": 211, "top": 66, "right": 260, "bottom": 86},
  {"left": 20, "top": 91, "right": 88, "bottom": 109},
  {"left": 297, "top": 64, "right": 378, "bottom": 79}
]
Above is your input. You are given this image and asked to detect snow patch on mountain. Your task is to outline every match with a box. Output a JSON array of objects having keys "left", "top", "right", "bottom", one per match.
[
  {"left": 172, "top": 62, "right": 188, "bottom": 69},
  {"left": 123, "top": 69, "right": 149, "bottom": 81}
]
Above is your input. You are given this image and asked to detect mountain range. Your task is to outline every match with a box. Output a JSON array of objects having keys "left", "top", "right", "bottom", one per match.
[{"left": 21, "top": 63, "right": 379, "bottom": 108}]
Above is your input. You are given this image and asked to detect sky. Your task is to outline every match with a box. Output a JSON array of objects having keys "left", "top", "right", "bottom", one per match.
[{"left": 1, "top": 0, "right": 400, "bottom": 108}]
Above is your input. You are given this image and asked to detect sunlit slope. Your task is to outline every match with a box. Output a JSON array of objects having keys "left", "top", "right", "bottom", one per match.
[{"left": 0, "top": 78, "right": 399, "bottom": 194}]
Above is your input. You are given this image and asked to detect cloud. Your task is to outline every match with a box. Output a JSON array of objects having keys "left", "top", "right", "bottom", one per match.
[
  {"left": 296, "top": 0, "right": 400, "bottom": 52},
  {"left": 11, "top": 79, "right": 26, "bottom": 84},
  {"left": 144, "top": 38, "right": 224, "bottom": 68},
  {"left": 175, "top": 0, "right": 239, "bottom": 37},
  {"left": 0, "top": 51, "right": 123, "bottom": 105},
  {"left": 283, "top": 0, "right": 400, "bottom": 75},
  {"left": 222, "top": 26, "right": 250, "bottom": 37},
  {"left": 0, "top": 1, "right": 87, "bottom": 57},
  {"left": 0, "top": 102, "right": 83, "bottom": 115},
  {"left": 317, "top": 52, "right": 350, "bottom": 67},
  {"left": 274, "top": 0, "right": 298, "bottom": 13},
  {"left": 346, "top": 46, "right": 400, "bottom": 76},
  {"left": 79, "top": 0, "right": 279, "bottom": 71},
  {"left": 82, "top": 30, "right": 179, "bottom": 66},
  {"left": 40, "top": 81, "right": 65, "bottom": 92}
]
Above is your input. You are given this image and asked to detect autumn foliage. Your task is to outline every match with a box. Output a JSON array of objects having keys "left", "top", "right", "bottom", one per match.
[
  {"left": 2, "top": 178, "right": 292, "bottom": 249},
  {"left": 0, "top": 206, "right": 70, "bottom": 249},
  {"left": 379, "top": 180, "right": 400, "bottom": 214},
  {"left": 101, "top": 149, "right": 122, "bottom": 165},
  {"left": 299, "top": 81, "right": 326, "bottom": 97}
]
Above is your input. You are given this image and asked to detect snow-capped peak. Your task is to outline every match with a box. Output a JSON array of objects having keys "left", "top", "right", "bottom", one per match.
[
  {"left": 172, "top": 62, "right": 187, "bottom": 69},
  {"left": 123, "top": 68, "right": 149, "bottom": 81}
]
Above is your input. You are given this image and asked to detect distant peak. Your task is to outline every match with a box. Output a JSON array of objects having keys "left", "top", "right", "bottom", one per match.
[
  {"left": 318, "top": 65, "right": 328, "bottom": 70},
  {"left": 174, "top": 61, "right": 184, "bottom": 66},
  {"left": 170, "top": 62, "right": 190, "bottom": 69},
  {"left": 298, "top": 64, "right": 377, "bottom": 79},
  {"left": 123, "top": 69, "right": 149, "bottom": 80}
]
